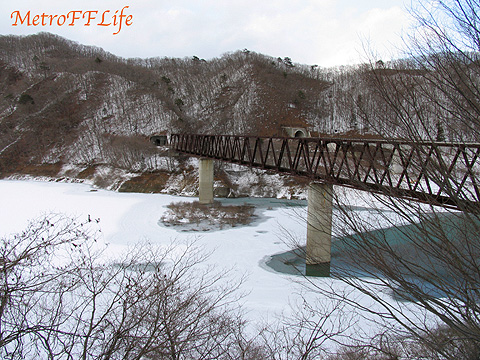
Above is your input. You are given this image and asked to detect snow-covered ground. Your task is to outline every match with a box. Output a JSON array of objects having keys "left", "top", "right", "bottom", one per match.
[
  {"left": 0, "top": 179, "right": 419, "bottom": 346},
  {"left": 0, "top": 180, "right": 303, "bottom": 313}
]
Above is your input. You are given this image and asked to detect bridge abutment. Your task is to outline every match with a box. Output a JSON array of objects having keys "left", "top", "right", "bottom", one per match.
[
  {"left": 199, "top": 158, "right": 214, "bottom": 204},
  {"left": 306, "top": 182, "right": 333, "bottom": 277}
]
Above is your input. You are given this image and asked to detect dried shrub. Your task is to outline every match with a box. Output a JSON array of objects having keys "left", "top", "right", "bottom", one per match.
[
  {"left": 119, "top": 171, "right": 170, "bottom": 193},
  {"left": 161, "top": 201, "right": 255, "bottom": 230},
  {"left": 14, "top": 163, "right": 63, "bottom": 177},
  {"left": 18, "top": 93, "right": 34, "bottom": 105},
  {"left": 76, "top": 165, "right": 98, "bottom": 179}
]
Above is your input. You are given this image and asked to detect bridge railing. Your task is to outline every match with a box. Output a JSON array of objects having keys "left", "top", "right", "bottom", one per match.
[{"left": 170, "top": 134, "right": 480, "bottom": 211}]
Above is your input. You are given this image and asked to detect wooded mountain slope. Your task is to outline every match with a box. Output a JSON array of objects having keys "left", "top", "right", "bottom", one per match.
[{"left": 0, "top": 32, "right": 464, "bottom": 192}]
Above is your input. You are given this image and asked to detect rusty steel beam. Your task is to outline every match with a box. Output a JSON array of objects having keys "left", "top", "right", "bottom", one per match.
[{"left": 170, "top": 134, "right": 480, "bottom": 211}]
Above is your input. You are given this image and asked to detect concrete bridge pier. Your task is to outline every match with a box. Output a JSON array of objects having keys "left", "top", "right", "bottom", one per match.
[
  {"left": 306, "top": 182, "right": 333, "bottom": 277},
  {"left": 199, "top": 158, "right": 214, "bottom": 204}
]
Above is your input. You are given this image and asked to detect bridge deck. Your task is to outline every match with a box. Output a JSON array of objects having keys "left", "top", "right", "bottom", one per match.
[{"left": 170, "top": 134, "right": 480, "bottom": 211}]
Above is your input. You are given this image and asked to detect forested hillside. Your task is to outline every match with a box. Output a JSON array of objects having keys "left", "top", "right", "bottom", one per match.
[{"left": 0, "top": 32, "right": 471, "bottom": 195}]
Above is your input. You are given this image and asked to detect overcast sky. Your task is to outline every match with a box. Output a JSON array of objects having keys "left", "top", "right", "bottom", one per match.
[{"left": 2, "top": 0, "right": 418, "bottom": 67}]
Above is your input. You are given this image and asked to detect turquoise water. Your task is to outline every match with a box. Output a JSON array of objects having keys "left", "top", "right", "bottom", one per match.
[
  {"left": 214, "top": 197, "right": 479, "bottom": 300},
  {"left": 265, "top": 210, "right": 480, "bottom": 299}
]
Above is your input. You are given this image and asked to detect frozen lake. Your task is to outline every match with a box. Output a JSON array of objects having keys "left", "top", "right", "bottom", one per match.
[
  {"left": 0, "top": 180, "right": 317, "bottom": 319},
  {"left": 0, "top": 179, "right": 423, "bottom": 344}
]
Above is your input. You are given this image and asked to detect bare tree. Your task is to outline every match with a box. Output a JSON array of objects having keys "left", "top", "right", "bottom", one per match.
[
  {"left": 293, "top": 1, "right": 480, "bottom": 358},
  {"left": 257, "top": 295, "right": 358, "bottom": 360},
  {"left": 0, "top": 214, "right": 261, "bottom": 360},
  {"left": 265, "top": 1, "right": 480, "bottom": 358},
  {"left": 0, "top": 214, "right": 99, "bottom": 358}
]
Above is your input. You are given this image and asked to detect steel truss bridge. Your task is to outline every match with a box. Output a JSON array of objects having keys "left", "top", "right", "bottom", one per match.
[{"left": 170, "top": 134, "right": 480, "bottom": 212}]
